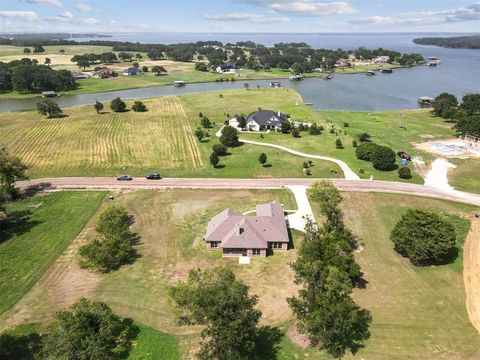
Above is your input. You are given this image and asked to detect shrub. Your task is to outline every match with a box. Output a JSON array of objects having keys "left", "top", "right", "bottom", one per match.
[
  {"left": 372, "top": 145, "right": 396, "bottom": 171},
  {"left": 210, "top": 152, "right": 219, "bottom": 168},
  {"left": 258, "top": 153, "right": 267, "bottom": 166},
  {"left": 355, "top": 142, "right": 378, "bottom": 161},
  {"left": 142, "top": 66, "right": 148, "bottom": 72},
  {"left": 335, "top": 139, "right": 344, "bottom": 149},
  {"left": 195, "top": 62, "right": 208, "bottom": 71},
  {"left": 212, "top": 144, "right": 228, "bottom": 156},
  {"left": 194, "top": 128, "right": 205, "bottom": 142},
  {"left": 358, "top": 133, "right": 371, "bottom": 142},
  {"left": 343, "top": 122, "right": 350, "bottom": 127},
  {"left": 398, "top": 166, "right": 412, "bottom": 179},
  {"left": 110, "top": 97, "right": 126, "bottom": 112},
  {"left": 352, "top": 139, "right": 358, "bottom": 147},
  {"left": 390, "top": 209, "right": 456, "bottom": 265},
  {"left": 292, "top": 128, "right": 300, "bottom": 138},
  {"left": 220, "top": 125, "right": 239, "bottom": 147},
  {"left": 309, "top": 122, "right": 322, "bottom": 135},
  {"left": 132, "top": 101, "right": 147, "bottom": 112},
  {"left": 36, "top": 99, "right": 63, "bottom": 118}
]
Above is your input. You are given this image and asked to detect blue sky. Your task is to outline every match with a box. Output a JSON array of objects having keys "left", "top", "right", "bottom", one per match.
[{"left": 1, "top": 0, "right": 479, "bottom": 33}]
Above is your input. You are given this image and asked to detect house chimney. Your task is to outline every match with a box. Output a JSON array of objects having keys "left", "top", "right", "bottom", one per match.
[{"left": 278, "top": 110, "right": 281, "bottom": 117}]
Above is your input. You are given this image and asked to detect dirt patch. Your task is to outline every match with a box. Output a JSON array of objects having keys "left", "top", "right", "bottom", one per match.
[
  {"left": 415, "top": 139, "right": 480, "bottom": 159},
  {"left": 286, "top": 324, "right": 310, "bottom": 348},
  {"left": 419, "top": 134, "right": 435, "bottom": 139},
  {"left": 463, "top": 218, "right": 480, "bottom": 335}
]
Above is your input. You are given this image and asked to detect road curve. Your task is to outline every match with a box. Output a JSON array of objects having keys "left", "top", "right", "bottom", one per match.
[
  {"left": 240, "top": 139, "right": 360, "bottom": 180},
  {"left": 17, "top": 177, "right": 480, "bottom": 207}
]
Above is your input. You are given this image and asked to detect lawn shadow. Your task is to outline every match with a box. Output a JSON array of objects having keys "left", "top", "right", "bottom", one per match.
[
  {"left": 214, "top": 164, "right": 226, "bottom": 169},
  {"left": 287, "top": 226, "right": 295, "bottom": 250},
  {"left": 22, "top": 182, "right": 53, "bottom": 198},
  {"left": 254, "top": 326, "right": 284, "bottom": 360},
  {"left": 262, "top": 164, "right": 272, "bottom": 168},
  {"left": 0, "top": 331, "right": 42, "bottom": 360},
  {"left": 0, "top": 209, "right": 40, "bottom": 244}
]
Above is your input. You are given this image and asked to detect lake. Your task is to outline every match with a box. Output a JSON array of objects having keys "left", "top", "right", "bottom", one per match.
[{"left": 1, "top": 33, "right": 479, "bottom": 112}]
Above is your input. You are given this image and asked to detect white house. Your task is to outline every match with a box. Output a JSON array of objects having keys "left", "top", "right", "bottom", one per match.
[
  {"left": 372, "top": 56, "right": 390, "bottom": 64},
  {"left": 216, "top": 63, "right": 239, "bottom": 74},
  {"left": 227, "top": 110, "right": 288, "bottom": 132}
]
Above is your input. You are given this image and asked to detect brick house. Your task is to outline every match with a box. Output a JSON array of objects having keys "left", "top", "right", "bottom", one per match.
[{"left": 204, "top": 201, "right": 289, "bottom": 257}]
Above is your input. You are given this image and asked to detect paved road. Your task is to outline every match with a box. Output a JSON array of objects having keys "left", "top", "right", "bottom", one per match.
[{"left": 17, "top": 177, "right": 480, "bottom": 207}]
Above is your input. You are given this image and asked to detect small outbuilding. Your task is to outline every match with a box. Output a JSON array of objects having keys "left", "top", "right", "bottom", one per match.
[{"left": 42, "top": 91, "right": 56, "bottom": 97}]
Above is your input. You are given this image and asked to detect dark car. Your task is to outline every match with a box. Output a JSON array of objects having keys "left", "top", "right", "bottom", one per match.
[
  {"left": 116, "top": 175, "right": 133, "bottom": 181},
  {"left": 146, "top": 173, "right": 162, "bottom": 180}
]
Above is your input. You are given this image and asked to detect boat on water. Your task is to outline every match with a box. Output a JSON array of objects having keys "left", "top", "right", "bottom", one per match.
[
  {"left": 174, "top": 81, "right": 186, "bottom": 87},
  {"left": 427, "top": 57, "right": 441, "bottom": 65},
  {"left": 418, "top": 96, "right": 434, "bottom": 106},
  {"left": 381, "top": 69, "right": 393, "bottom": 74},
  {"left": 366, "top": 70, "right": 376, "bottom": 76},
  {"left": 427, "top": 62, "right": 437, "bottom": 67},
  {"left": 289, "top": 75, "right": 304, "bottom": 81},
  {"left": 269, "top": 81, "right": 281, "bottom": 88},
  {"left": 324, "top": 74, "right": 334, "bottom": 80}
]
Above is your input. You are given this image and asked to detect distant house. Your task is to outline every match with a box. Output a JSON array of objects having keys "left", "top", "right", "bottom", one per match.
[
  {"left": 94, "top": 68, "right": 118, "bottom": 79},
  {"left": 71, "top": 72, "right": 90, "bottom": 80},
  {"left": 335, "top": 58, "right": 351, "bottom": 68},
  {"left": 205, "top": 201, "right": 289, "bottom": 257},
  {"left": 42, "top": 91, "right": 56, "bottom": 98},
  {"left": 372, "top": 55, "right": 390, "bottom": 64},
  {"left": 227, "top": 110, "right": 288, "bottom": 131},
  {"left": 123, "top": 67, "right": 143, "bottom": 76},
  {"left": 216, "top": 63, "right": 239, "bottom": 74}
]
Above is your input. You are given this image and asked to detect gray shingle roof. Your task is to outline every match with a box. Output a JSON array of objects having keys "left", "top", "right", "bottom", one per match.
[
  {"left": 246, "top": 110, "right": 287, "bottom": 127},
  {"left": 205, "top": 201, "right": 288, "bottom": 249}
]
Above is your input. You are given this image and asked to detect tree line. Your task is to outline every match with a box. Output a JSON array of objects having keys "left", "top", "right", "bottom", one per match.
[
  {"left": 413, "top": 35, "right": 480, "bottom": 49},
  {"left": 432, "top": 92, "right": 480, "bottom": 137},
  {"left": 0, "top": 58, "right": 75, "bottom": 93}
]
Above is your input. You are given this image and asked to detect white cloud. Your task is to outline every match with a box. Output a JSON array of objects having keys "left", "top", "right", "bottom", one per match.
[
  {"left": 348, "top": 16, "right": 395, "bottom": 25},
  {"left": 245, "top": 0, "right": 356, "bottom": 16},
  {"left": 75, "top": 3, "right": 92, "bottom": 12},
  {"left": 59, "top": 11, "right": 73, "bottom": 19},
  {"left": 0, "top": 10, "right": 38, "bottom": 21},
  {"left": 24, "top": 0, "right": 62, "bottom": 7},
  {"left": 80, "top": 17, "right": 99, "bottom": 25},
  {"left": 205, "top": 12, "right": 289, "bottom": 24}
]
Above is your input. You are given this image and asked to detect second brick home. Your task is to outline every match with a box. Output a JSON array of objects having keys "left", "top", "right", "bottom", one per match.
[{"left": 204, "top": 201, "right": 289, "bottom": 257}]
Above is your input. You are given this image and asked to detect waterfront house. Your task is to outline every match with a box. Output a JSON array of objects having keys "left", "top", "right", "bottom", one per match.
[
  {"left": 71, "top": 72, "right": 90, "bottom": 80},
  {"left": 372, "top": 55, "right": 390, "bottom": 64},
  {"left": 204, "top": 201, "right": 289, "bottom": 257},
  {"left": 94, "top": 68, "right": 118, "bottom": 79},
  {"left": 227, "top": 110, "right": 288, "bottom": 131},
  {"left": 216, "top": 63, "right": 239, "bottom": 73}
]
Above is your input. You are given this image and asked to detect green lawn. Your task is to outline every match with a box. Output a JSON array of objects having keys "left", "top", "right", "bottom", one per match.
[
  {"left": 127, "top": 323, "right": 180, "bottom": 360},
  {"left": 0, "top": 191, "right": 106, "bottom": 314}
]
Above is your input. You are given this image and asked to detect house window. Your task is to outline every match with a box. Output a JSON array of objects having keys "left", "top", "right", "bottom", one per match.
[
  {"left": 211, "top": 242, "right": 218, "bottom": 248},
  {"left": 252, "top": 249, "right": 261, "bottom": 256},
  {"left": 272, "top": 242, "right": 283, "bottom": 249}
]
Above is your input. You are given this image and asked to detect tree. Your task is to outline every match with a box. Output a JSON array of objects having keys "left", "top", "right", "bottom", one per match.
[
  {"left": 132, "top": 101, "right": 147, "bottom": 112},
  {"left": 132, "top": 62, "right": 139, "bottom": 68},
  {"left": 460, "top": 93, "right": 480, "bottom": 116},
  {"left": 59, "top": 49, "right": 65, "bottom": 54},
  {"left": 371, "top": 145, "right": 396, "bottom": 171},
  {"left": 432, "top": 92, "right": 458, "bottom": 118},
  {"left": 77, "top": 59, "right": 90, "bottom": 70},
  {"left": 219, "top": 125, "right": 239, "bottom": 147},
  {"left": 309, "top": 122, "right": 323, "bottom": 135},
  {"left": 110, "top": 97, "right": 126, "bottom": 112},
  {"left": 40, "top": 298, "right": 137, "bottom": 360},
  {"left": 94, "top": 100, "right": 104, "bottom": 114},
  {"left": 170, "top": 267, "right": 262, "bottom": 360},
  {"left": 23, "top": 48, "right": 31, "bottom": 55},
  {"left": 79, "top": 206, "right": 138, "bottom": 272},
  {"left": 290, "top": 62, "right": 304, "bottom": 75},
  {"left": 201, "top": 116, "right": 212, "bottom": 128},
  {"left": 210, "top": 152, "right": 219, "bottom": 168},
  {"left": 280, "top": 120, "right": 292, "bottom": 134},
  {"left": 398, "top": 166, "right": 412, "bottom": 179},
  {"left": 352, "top": 139, "right": 358, "bottom": 147},
  {"left": 135, "top": 53, "right": 142, "bottom": 61},
  {"left": 236, "top": 115, "right": 247, "bottom": 129},
  {"left": 44, "top": 58, "right": 51, "bottom": 66},
  {"left": 142, "top": 66, "right": 149, "bottom": 72},
  {"left": 289, "top": 266, "right": 372, "bottom": 358},
  {"left": 258, "top": 152, "right": 267, "bottom": 166},
  {"left": 454, "top": 114, "right": 480, "bottom": 137},
  {"left": 292, "top": 128, "right": 300, "bottom": 138},
  {"left": 151, "top": 65, "right": 167, "bottom": 76},
  {"left": 194, "top": 128, "right": 205, "bottom": 142},
  {"left": 0, "top": 148, "right": 28, "bottom": 201},
  {"left": 212, "top": 144, "right": 228, "bottom": 156},
  {"left": 33, "top": 45, "right": 45, "bottom": 54},
  {"left": 335, "top": 139, "right": 344, "bottom": 149},
  {"left": 195, "top": 62, "right": 208, "bottom": 72},
  {"left": 355, "top": 142, "right": 378, "bottom": 161},
  {"left": 390, "top": 209, "right": 456, "bottom": 265},
  {"left": 36, "top": 98, "right": 63, "bottom": 118}
]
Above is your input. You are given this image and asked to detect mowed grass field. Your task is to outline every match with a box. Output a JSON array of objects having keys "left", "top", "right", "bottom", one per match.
[
  {"left": 0, "top": 91, "right": 341, "bottom": 178},
  {"left": 0, "top": 191, "right": 105, "bottom": 314},
  {"left": 2, "top": 189, "right": 478, "bottom": 359}
]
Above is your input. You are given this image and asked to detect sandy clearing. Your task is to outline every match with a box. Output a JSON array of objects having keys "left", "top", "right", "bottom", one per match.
[
  {"left": 424, "top": 158, "right": 457, "bottom": 192},
  {"left": 464, "top": 218, "right": 480, "bottom": 335}
]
